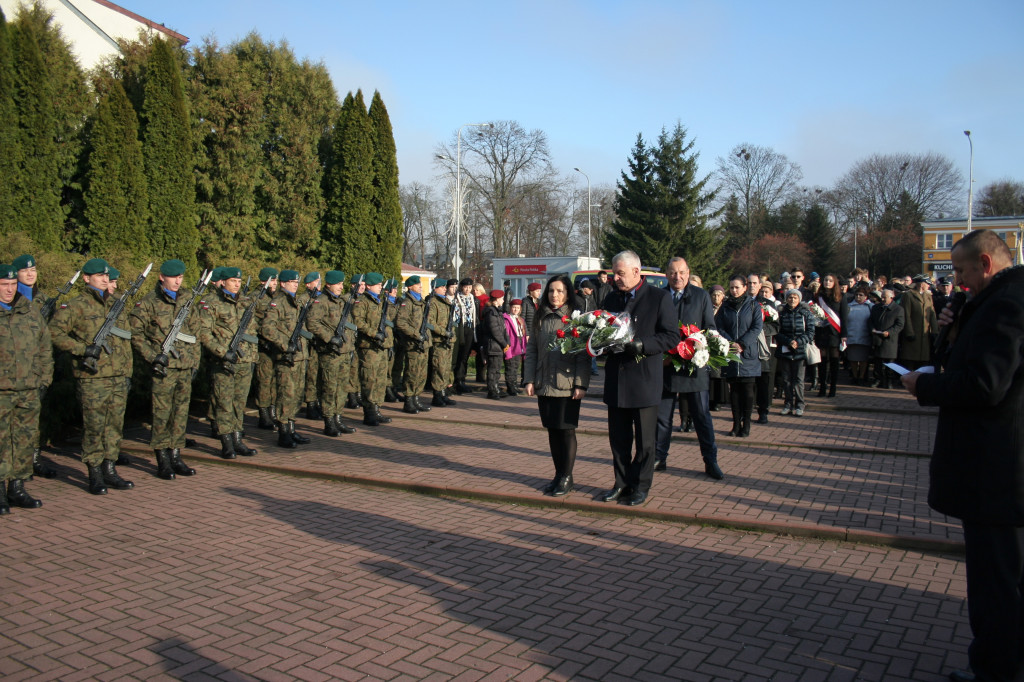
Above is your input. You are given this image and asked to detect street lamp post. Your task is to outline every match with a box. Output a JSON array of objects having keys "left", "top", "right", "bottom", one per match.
[
  {"left": 453, "top": 122, "right": 492, "bottom": 281},
  {"left": 964, "top": 130, "right": 974, "bottom": 232},
  {"left": 573, "top": 167, "right": 592, "bottom": 261}
]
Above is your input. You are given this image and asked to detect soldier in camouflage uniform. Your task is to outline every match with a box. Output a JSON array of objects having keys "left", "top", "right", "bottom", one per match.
[
  {"left": 50, "top": 258, "right": 137, "bottom": 495},
  {"left": 260, "top": 269, "right": 314, "bottom": 448},
  {"left": 12, "top": 254, "right": 60, "bottom": 479},
  {"left": 428, "top": 278, "right": 458, "bottom": 407},
  {"left": 344, "top": 274, "right": 365, "bottom": 409},
  {"left": 384, "top": 279, "right": 402, "bottom": 403},
  {"left": 129, "top": 259, "right": 205, "bottom": 479},
  {"left": 301, "top": 272, "right": 323, "bottom": 419},
  {"left": 351, "top": 272, "right": 393, "bottom": 426},
  {"left": 394, "top": 275, "right": 433, "bottom": 414},
  {"left": 0, "top": 263, "right": 53, "bottom": 513},
  {"left": 254, "top": 267, "right": 279, "bottom": 429},
  {"left": 200, "top": 267, "right": 261, "bottom": 460},
  {"left": 305, "top": 270, "right": 358, "bottom": 437}
]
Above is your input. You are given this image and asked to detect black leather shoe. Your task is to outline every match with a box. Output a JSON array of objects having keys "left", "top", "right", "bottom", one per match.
[
  {"left": 704, "top": 459, "right": 725, "bottom": 480},
  {"left": 599, "top": 487, "right": 630, "bottom": 502},
  {"left": 33, "top": 449, "right": 57, "bottom": 479},
  {"left": 550, "top": 475, "right": 573, "bottom": 497},
  {"left": 542, "top": 476, "right": 559, "bottom": 494},
  {"left": 86, "top": 464, "right": 107, "bottom": 495},
  {"left": 257, "top": 406, "right": 275, "bottom": 429},
  {"left": 654, "top": 460, "right": 667, "bottom": 472},
  {"left": 218, "top": 434, "right": 237, "bottom": 459},
  {"left": 414, "top": 396, "right": 431, "bottom": 412},
  {"left": 277, "top": 422, "right": 297, "bottom": 448},
  {"left": 683, "top": 418, "right": 693, "bottom": 433},
  {"left": 8, "top": 479, "right": 42, "bottom": 508},
  {"left": 333, "top": 415, "right": 356, "bottom": 434},
  {"left": 289, "top": 421, "right": 311, "bottom": 444},
  {"left": 442, "top": 389, "right": 457, "bottom": 406},
  {"left": 625, "top": 490, "right": 648, "bottom": 506},
  {"left": 374, "top": 406, "right": 392, "bottom": 424},
  {"left": 431, "top": 391, "right": 447, "bottom": 407},
  {"left": 403, "top": 396, "right": 419, "bottom": 414},
  {"left": 169, "top": 448, "right": 196, "bottom": 476},
  {"left": 100, "top": 460, "right": 134, "bottom": 489},
  {"left": 154, "top": 449, "right": 176, "bottom": 480},
  {"left": 233, "top": 432, "right": 257, "bottom": 457}
]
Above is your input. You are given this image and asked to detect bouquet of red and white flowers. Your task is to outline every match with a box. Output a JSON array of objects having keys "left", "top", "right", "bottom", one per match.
[
  {"left": 807, "top": 301, "right": 828, "bottom": 325},
  {"left": 666, "top": 324, "right": 741, "bottom": 375},
  {"left": 550, "top": 310, "right": 634, "bottom": 357},
  {"left": 760, "top": 301, "right": 779, "bottom": 322}
]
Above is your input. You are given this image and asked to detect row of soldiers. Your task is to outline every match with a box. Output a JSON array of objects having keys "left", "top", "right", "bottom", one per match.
[{"left": 0, "top": 253, "right": 463, "bottom": 512}]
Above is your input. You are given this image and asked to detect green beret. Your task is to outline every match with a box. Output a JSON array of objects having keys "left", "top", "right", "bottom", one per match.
[
  {"left": 160, "top": 259, "right": 186, "bottom": 277},
  {"left": 363, "top": 272, "right": 383, "bottom": 286},
  {"left": 82, "top": 258, "right": 109, "bottom": 275},
  {"left": 279, "top": 269, "right": 300, "bottom": 283},
  {"left": 325, "top": 270, "right": 346, "bottom": 285},
  {"left": 221, "top": 266, "right": 242, "bottom": 280},
  {"left": 108, "top": 266, "right": 121, "bottom": 281},
  {"left": 210, "top": 266, "right": 225, "bottom": 281},
  {"left": 0, "top": 264, "right": 16, "bottom": 280},
  {"left": 303, "top": 271, "right": 321, "bottom": 284},
  {"left": 432, "top": 277, "right": 447, "bottom": 289},
  {"left": 404, "top": 275, "right": 421, "bottom": 287},
  {"left": 349, "top": 273, "right": 363, "bottom": 284},
  {"left": 384, "top": 278, "right": 398, "bottom": 290},
  {"left": 258, "top": 267, "right": 278, "bottom": 282},
  {"left": 12, "top": 254, "right": 35, "bottom": 271}
]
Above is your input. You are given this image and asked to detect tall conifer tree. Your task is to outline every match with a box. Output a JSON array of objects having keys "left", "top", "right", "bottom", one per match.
[
  {"left": 369, "top": 91, "right": 403, "bottom": 276},
  {"left": 141, "top": 37, "right": 198, "bottom": 269},
  {"left": 0, "top": 9, "right": 20, "bottom": 235}
]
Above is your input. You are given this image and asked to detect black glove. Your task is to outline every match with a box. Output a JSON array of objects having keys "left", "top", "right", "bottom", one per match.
[
  {"left": 223, "top": 349, "right": 239, "bottom": 364},
  {"left": 153, "top": 352, "right": 169, "bottom": 367},
  {"left": 329, "top": 336, "right": 344, "bottom": 351},
  {"left": 283, "top": 351, "right": 296, "bottom": 366},
  {"left": 84, "top": 344, "right": 102, "bottom": 360},
  {"left": 625, "top": 339, "right": 644, "bottom": 356},
  {"left": 39, "top": 384, "right": 49, "bottom": 402}
]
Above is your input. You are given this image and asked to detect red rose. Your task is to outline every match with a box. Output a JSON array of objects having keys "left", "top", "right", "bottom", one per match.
[
  {"left": 607, "top": 316, "right": 616, "bottom": 324},
  {"left": 593, "top": 310, "right": 602, "bottom": 317},
  {"left": 762, "top": 307, "right": 770, "bottom": 320},
  {"left": 572, "top": 328, "right": 580, "bottom": 338},
  {"left": 561, "top": 315, "right": 570, "bottom": 324},
  {"left": 556, "top": 329, "right": 566, "bottom": 338}
]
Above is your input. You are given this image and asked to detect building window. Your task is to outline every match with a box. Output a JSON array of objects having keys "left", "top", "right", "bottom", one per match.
[
  {"left": 997, "top": 232, "right": 1008, "bottom": 241},
  {"left": 936, "top": 234, "right": 954, "bottom": 249}
]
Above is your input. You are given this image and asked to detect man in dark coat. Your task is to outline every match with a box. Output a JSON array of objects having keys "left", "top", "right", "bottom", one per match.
[
  {"left": 868, "top": 288, "right": 904, "bottom": 388},
  {"left": 902, "top": 230, "right": 1024, "bottom": 682},
  {"left": 654, "top": 258, "right": 722, "bottom": 478},
  {"left": 600, "top": 250, "right": 679, "bottom": 506}
]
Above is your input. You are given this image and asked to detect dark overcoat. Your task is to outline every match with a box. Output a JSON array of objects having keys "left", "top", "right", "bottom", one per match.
[
  {"left": 868, "top": 302, "right": 905, "bottom": 360},
  {"left": 663, "top": 284, "right": 716, "bottom": 394},
  {"left": 714, "top": 294, "right": 763, "bottom": 378},
  {"left": 916, "top": 265, "right": 1024, "bottom": 524},
  {"left": 899, "top": 289, "right": 937, "bottom": 363},
  {"left": 602, "top": 282, "right": 678, "bottom": 409}
]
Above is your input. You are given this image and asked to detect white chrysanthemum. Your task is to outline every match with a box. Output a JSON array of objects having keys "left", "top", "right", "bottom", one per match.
[
  {"left": 571, "top": 310, "right": 583, "bottom": 320},
  {"left": 691, "top": 347, "right": 710, "bottom": 368},
  {"left": 594, "top": 317, "right": 608, "bottom": 329},
  {"left": 582, "top": 312, "right": 595, "bottom": 325}
]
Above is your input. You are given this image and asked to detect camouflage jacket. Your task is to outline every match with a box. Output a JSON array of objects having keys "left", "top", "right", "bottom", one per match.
[
  {"left": 129, "top": 284, "right": 203, "bottom": 370},
  {"left": 0, "top": 293, "right": 54, "bottom": 391},
  {"left": 427, "top": 294, "right": 455, "bottom": 348},
  {"left": 259, "top": 291, "right": 310, "bottom": 362},
  {"left": 306, "top": 290, "right": 355, "bottom": 355},
  {"left": 352, "top": 293, "right": 393, "bottom": 351},
  {"left": 50, "top": 286, "right": 133, "bottom": 379},
  {"left": 394, "top": 293, "right": 432, "bottom": 352},
  {"left": 200, "top": 287, "right": 259, "bottom": 364}
]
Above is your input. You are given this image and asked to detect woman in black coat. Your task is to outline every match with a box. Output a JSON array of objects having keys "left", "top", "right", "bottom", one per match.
[
  {"left": 776, "top": 289, "right": 817, "bottom": 415},
  {"left": 713, "top": 275, "right": 763, "bottom": 437},
  {"left": 868, "top": 288, "right": 905, "bottom": 388},
  {"left": 812, "top": 274, "right": 848, "bottom": 397},
  {"left": 480, "top": 289, "right": 510, "bottom": 399}
]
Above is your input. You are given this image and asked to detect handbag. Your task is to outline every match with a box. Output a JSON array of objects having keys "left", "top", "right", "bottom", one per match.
[{"left": 805, "top": 342, "right": 821, "bottom": 365}]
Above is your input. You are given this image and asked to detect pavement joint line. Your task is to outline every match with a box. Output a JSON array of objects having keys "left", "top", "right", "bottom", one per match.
[{"left": 118, "top": 440, "right": 964, "bottom": 556}]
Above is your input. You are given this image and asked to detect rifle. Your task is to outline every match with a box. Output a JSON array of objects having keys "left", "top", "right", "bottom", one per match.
[
  {"left": 374, "top": 288, "right": 395, "bottom": 347},
  {"left": 417, "top": 292, "right": 433, "bottom": 350},
  {"left": 223, "top": 280, "right": 270, "bottom": 366},
  {"left": 82, "top": 263, "right": 153, "bottom": 374},
  {"left": 443, "top": 294, "right": 456, "bottom": 346},
  {"left": 330, "top": 274, "right": 363, "bottom": 351},
  {"left": 284, "top": 292, "right": 316, "bottom": 364},
  {"left": 152, "top": 269, "right": 213, "bottom": 377},
  {"left": 40, "top": 269, "right": 81, "bottom": 322},
  {"left": 240, "top": 274, "right": 252, "bottom": 297}
]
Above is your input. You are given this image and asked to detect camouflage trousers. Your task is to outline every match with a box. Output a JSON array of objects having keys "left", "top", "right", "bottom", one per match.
[
  {"left": 429, "top": 343, "right": 454, "bottom": 392},
  {"left": 0, "top": 388, "right": 41, "bottom": 481},
  {"left": 256, "top": 349, "right": 277, "bottom": 407},
  {"left": 274, "top": 359, "right": 304, "bottom": 422},
  {"left": 391, "top": 345, "right": 406, "bottom": 390},
  {"left": 358, "top": 347, "right": 388, "bottom": 406},
  {"left": 346, "top": 352, "right": 359, "bottom": 394},
  {"left": 402, "top": 348, "right": 429, "bottom": 397},
  {"left": 211, "top": 361, "right": 254, "bottom": 434},
  {"left": 150, "top": 367, "right": 193, "bottom": 449},
  {"left": 504, "top": 355, "right": 522, "bottom": 391},
  {"left": 78, "top": 375, "right": 128, "bottom": 466},
  {"left": 304, "top": 351, "right": 321, "bottom": 403},
  {"left": 318, "top": 349, "right": 350, "bottom": 416}
]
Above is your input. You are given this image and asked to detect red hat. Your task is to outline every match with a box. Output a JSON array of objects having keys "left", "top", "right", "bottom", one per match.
[
  {"left": 489, "top": 289, "right": 504, "bottom": 299},
  {"left": 527, "top": 282, "right": 542, "bottom": 292},
  {"left": 511, "top": 298, "right": 522, "bottom": 306}
]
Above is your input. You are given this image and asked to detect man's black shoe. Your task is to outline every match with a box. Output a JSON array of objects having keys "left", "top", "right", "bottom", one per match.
[
  {"left": 599, "top": 487, "right": 630, "bottom": 502},
  {"left": 654, "top": 460, "right": 667, "bottom": 472},
  {"left": 625, "top": 490, "right": 648, "bottom": 506},
  {"left": 704, "top": 459, "right": 725, "bottom": 480}
]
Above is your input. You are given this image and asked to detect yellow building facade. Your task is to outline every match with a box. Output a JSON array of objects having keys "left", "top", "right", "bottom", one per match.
[{"left": 922, "top": 216, "right": 1024, "bottom": 275}]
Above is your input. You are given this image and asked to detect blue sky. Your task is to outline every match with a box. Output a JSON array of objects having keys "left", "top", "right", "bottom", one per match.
[{"left": 136, "top": 0, "right": 1021, "bottom": 214}]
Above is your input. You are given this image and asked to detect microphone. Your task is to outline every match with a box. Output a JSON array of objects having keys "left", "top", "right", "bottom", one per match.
[{"left": 932, "top": 291, "right": 967, "bottom": 359}]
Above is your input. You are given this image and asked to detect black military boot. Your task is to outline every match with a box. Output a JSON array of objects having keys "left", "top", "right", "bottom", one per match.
[
  {"left": 442, "top": 389, "right": 457, "bottom": 406},
  {"left": 345, "top": 392, "right": 359, "bottom": 409},
  {"left": 362, "top": 405, "right": 379, "bottom": 426},
  {"left": 305, "top": 401, "right": 320, "bottom": 420},
  {"left": 385, "top": 386, "right": 400, "bottom": 403},
  {"left": 233, "top": 432, "right": 257, "bottom": 457},
  {"left": 154, "top": 449, "right": 176, "bottom": 480},
  {"left": 402, "top": 396, "right": 419, "bottom": 414},
  {"left": 374, "top": 405, "right": 392, "bottom": 424},
  {"left": 0, "top": 482, "right": 9, "bottom": 514},
  {"left": 218, "top": 434, "right": 237, "bottom": 459},
  {"left": 209, "top": 420, "right": 218, "bottom": 438},
  {"left": 414, "top": 395, "right": 431, "bottom": 412},
  {"left": 116, "top": 452, "right": 132, "bottom": 466},
  {"left": 86, "top": 464, "right": 108, "bottom": 495},
  {"left": 33, "top": 448, "right": 57, "bottom": 479},
  {"left": 257, "top": 406, "right": 275, "bottom": 429},
  {"left": 289, "top": 421, "right": 311, "bottom": 444},
  {"left": 276, "top": 422, "right": 297, "bottom": 448},
  {"left": 431, "top": 391, "right": 446, "bottom": 407},
  {"left": 323, "top": 416, "right": 340, "bottom": 436},
  {"left": 269, "top": 405, "right": 278, "bottom": 426},
  {"left": 8, "top": 479, "right": 42, "bottom": 508},
  {"left": 169, "top": 448, "right": 196, "bottom": 476},
  {"left": 100, "top": 460, "right": 134, "bottom": 490},
  {"left": 333, "top": 415, "right": 356, "bottom": 434}
]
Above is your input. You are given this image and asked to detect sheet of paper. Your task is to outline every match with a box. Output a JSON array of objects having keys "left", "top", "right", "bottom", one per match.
[{"left": 885, "top": 363, "right": 936, "bottom": 375}]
